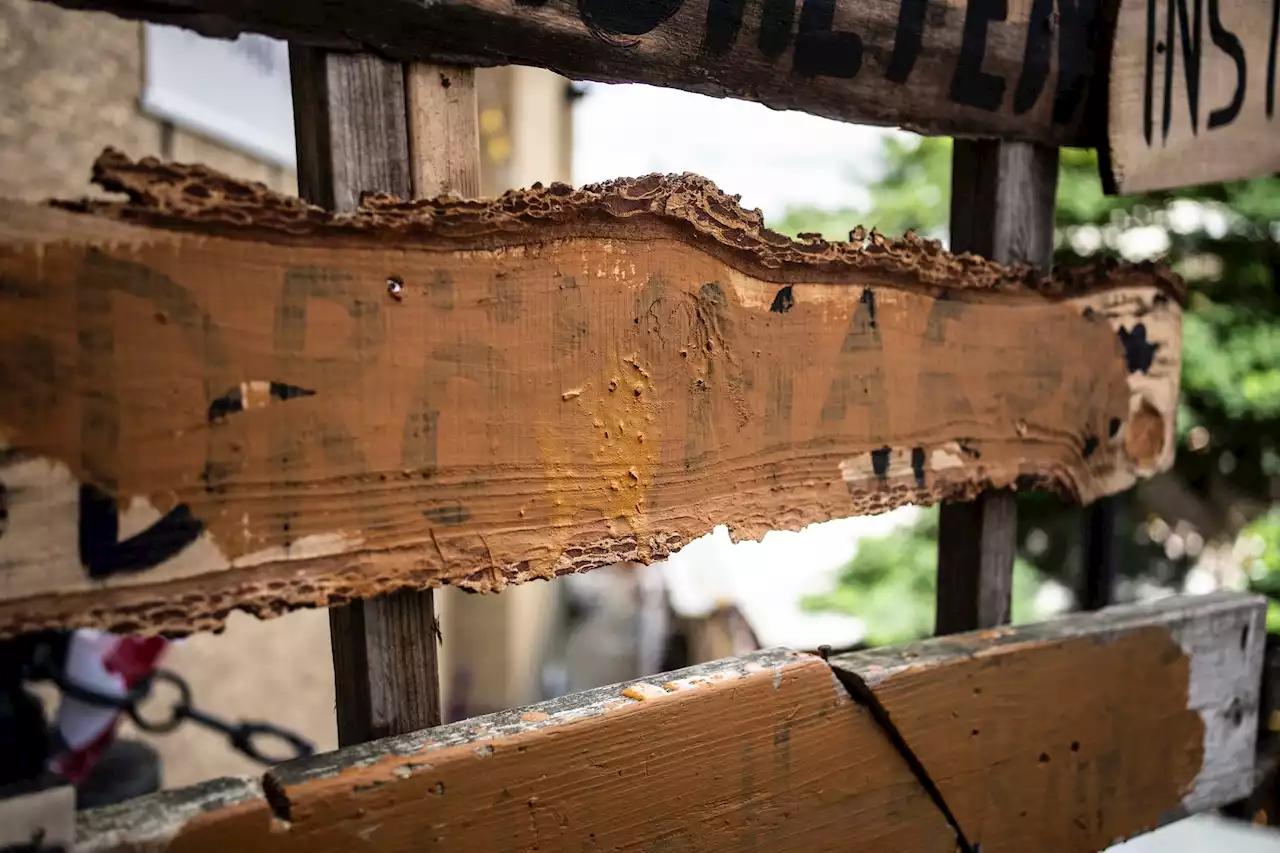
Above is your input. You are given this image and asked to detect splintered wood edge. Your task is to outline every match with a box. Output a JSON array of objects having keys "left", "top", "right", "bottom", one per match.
[
  {"left": 74, "top": 594, "right": 1264, "bottom": 853},
  {"left": 833, "top": 590, "right": 1267, "bottom": 822},
  {"left": 64, "top": 149, "right": 1185, "bottom": 303}
]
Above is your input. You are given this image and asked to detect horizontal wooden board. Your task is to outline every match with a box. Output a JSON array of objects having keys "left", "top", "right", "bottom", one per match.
[
  {"left": 74, "top": 592, "right": 1265, "bottom": 853},
  {"left": 1103, "top": 0, "right": 1280, "bottom": 192},
  {"left": 42, "top": 0, "right": 1103, "bottom": 145},
  {"left": 0, "top": 152, "right": 1182, "bottom": 636}
]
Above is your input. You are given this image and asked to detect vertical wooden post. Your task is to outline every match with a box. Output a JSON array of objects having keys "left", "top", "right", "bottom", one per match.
[
  {"left": 290, "top": 48, "right": 478, "bottom": 744},
  {"left": 1082, "top": 497, "right": 1119, "bottom": 610},
  {"left": 935, "top": 140, "right": 1058, "bottom": 635}
]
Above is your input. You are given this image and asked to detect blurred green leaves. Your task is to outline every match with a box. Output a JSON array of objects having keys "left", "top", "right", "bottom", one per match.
[{"left": 779, "top": 133, "right": 1280, "bottom": 642}]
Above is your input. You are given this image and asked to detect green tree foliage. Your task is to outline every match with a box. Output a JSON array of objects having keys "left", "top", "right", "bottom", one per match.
[
  {"left": 785, "top": 135, "right": 1280, "bottom": 641},
  {"left": 800, "top": 507, "right": 1049, "bottom": 646}
]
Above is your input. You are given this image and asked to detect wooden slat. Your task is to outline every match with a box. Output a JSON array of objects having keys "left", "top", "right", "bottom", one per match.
[
  {"left": 1082, "top": 495, "right": 1119, "bottom": 610},
  {"left": 1103, "top": 0, "right": 1280, "bottom": 193},
  {"left": 0, "top": 156, "right": 1182, "bottom": 636},
  {"left": 35, "top": 0, "right": 1103, "bottom": 146},
  {"left": 936, "top": 139, "right": 1059, "bottom": 635},
  {"left": 74, "top": 593, "right": 1266, "bottom": 853},
  {"left": 288, "top": 49, "right": 479, "bottom": 744},
  {"left": 405, "top": 64, "right": 480, "bottom": 199}
]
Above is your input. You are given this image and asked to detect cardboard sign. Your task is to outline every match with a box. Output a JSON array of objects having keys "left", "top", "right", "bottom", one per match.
[{"left": 1105, "top": 0, "right": 1280, "bottom": 193}]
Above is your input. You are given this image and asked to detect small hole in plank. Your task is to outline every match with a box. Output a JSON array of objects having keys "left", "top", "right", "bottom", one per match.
[
  {"left": 1070, "top": 741, "right": 1080, "bottom": 752},
  {"left": 971, "top": 729, "right": 980, "bottom": 737},
  {"left": 1241, "top": 625, "right": 1250, "bottom": 650},
  {"left": 1039, "top": 752, "right": 1050, "bottom": 764}
]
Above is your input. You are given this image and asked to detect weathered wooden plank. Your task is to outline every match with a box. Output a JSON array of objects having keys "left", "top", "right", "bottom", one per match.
[
  {"left": 1103, "top": 0, "right": 1280, "bottom": 193},
  {"left": 936, "top": 139, "right": 1059, "bottom": 635},
  {"left": 0, "top": 152, "right": 1182, "bottom": 636},
  {"left": 289, "top": 47, "right": 448, "bottom": 745},
  {"left": 35, "top": 0, "right": 1104, "bottom": 146},
  {"left": 73, "top": 592, "right": 1265, "bottom": 853}
]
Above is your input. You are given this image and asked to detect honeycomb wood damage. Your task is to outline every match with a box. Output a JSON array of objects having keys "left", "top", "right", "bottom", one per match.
[{"left": 0, "top": 151, "right": 1183, "bottom": 636}]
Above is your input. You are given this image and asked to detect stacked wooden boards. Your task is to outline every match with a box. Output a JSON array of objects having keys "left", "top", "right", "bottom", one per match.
[
  {"left": 74, "top": 593, "right": 1265, "bottom": 853},
  {"left": 0, "top": 151, "right": 1184, "bottom": 636}
]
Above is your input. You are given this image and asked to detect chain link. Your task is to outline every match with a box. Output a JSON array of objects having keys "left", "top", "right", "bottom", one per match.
[{"left": 26, "top": 642, "right": 314, "bottom": 766}]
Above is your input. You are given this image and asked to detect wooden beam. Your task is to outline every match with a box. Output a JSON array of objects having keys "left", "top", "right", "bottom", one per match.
[
  {"left": 0, "top": 154, "right": 1182, "bottom": 637},
  {"left": 1082, "top": 495, "right": 1119, "bottom": 611},
  {"left": 74, "top": 593, "right": 1266, "bottom": 853},
  {"left": 33, "top": 0, "right": 1103, "bottom": 146},
  {"left": 1103, "top": 0, "right": 1280, "bottom": 193},
  {"left": 288, "top": 48, "right": 478, "bottom": 743},
  {"left": 936, "top": 139, "right": 1059, "bottom": 635}
]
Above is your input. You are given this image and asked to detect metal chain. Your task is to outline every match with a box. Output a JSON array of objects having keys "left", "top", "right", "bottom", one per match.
[{"left": 25, "top": 643, "right": 314, "bottom": 766}]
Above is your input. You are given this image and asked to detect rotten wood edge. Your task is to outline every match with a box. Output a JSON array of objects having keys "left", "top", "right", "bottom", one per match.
[
  {"left": 58, "top": 149, "right": 1184, "bottom": 304},
  {"left": 74, "top": 592, "right": 1265, "bottom": 852}
]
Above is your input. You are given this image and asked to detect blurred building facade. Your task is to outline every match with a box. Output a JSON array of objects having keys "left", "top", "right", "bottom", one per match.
[{"left": 0, "top": 0, "right": 576, "bottom": 786}]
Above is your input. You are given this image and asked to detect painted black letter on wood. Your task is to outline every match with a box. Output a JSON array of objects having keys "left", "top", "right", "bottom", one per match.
[
  {"left": 1206, "top": 0, "right": 1245, "bottom": 128},
  {"left": 578, "top": 0, "right": 685, "bottom": 39},
  {"left": 794, "top": 0, "right": 863, "bottom": 78},
  {"left": 886, "top": 0, "right": 927, "bottom": 83},
  {"left": 79, "top": 484, "right": 204, "bottom": 579},
  {"left": 758, "top": 0, "right": 796, "bottom": 57},
  {"left": 1163, "top": 0, "right": 1203, "bottom": 139},
  {"left": 703, "top": 0, "right": 747, "bottom": 54},
  {"left": 950, "top": 0, "right": 1007, "bottom": 111},
  {"left": 1012, "top": 0, "right": 1098, "bottom": 122},
  {"left": 1269, "top": 0, "right": 1279, "bottom": 117}
]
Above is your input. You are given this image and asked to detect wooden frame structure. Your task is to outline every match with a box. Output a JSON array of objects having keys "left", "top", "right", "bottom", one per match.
[{"left": 0, "top": 0, "right": 1275, "bottom": 849}]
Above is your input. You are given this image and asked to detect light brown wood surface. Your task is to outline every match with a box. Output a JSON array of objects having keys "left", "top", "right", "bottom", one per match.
[
  {"left": 0, "top": 152, "right": 1182, "bottom": 636},
  {"left": 1104, "top": 0, "right": 1280, "bottom": 192},
  {"left": 74, "top": 592, "right": 1264, "bottom": 853},
  {"left": 37, "top": 0, "right": 1104, "bottom": 145}
]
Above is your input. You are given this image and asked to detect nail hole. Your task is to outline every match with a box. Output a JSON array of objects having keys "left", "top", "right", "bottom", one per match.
[
  {"left": 1070, "top": 741, "right": 1080, "bottom": 752},
  {"left": 1241, "top": 625, "right": 1250, "bottom": 650},
  {"left": 387, "top": 276, "right": 405, "bottom": 301},
  {"left": 1039, "top": 752, "right": 1050, "bottom": 763},
  {"left": 971, "top": 729, "right": 980, "bottom": 737}
]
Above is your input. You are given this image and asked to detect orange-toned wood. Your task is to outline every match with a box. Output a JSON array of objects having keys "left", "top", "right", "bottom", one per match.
[
  {"left": 75, "top": 593, "right": 1264, "bottom": 853},
  {"left": 0, "top": 152, "right": 1182, "bottom": 636}
]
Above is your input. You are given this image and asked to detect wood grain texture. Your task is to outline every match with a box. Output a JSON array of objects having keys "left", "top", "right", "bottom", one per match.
[
  {"left": 73, "top": 593, "right": 1265, "bottom": 853},
  {"left": 406, "top": 64, "right": 480, "bottom": 199},
  {"left": 1103, "top": 0, "right": 1280, "bottom": 193},
  {"left": 288, "top": 48, "right": 412, "bottom": 213},
  {"left": 35, "top": 0, "right": 1104, "bottom": 145},
  {"left": 937, "top": 139, "right": 1060, "bottom": 634},
  {"left": 290, "top": 48, "right": 447, "bottom": 745},
  {"left": 0, "top": 153, "right": 1182, "bottom": 636}
]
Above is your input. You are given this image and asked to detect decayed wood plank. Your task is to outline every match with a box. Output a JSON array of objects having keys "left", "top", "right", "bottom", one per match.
[
  {"left": 35, "top": 0, "right": 1104, "bottom": 146},
  {"left": 0, "top": 152, "right": 1182, "bottom": 636},
  {"left": 936, "top": 139, "right": 1059, "bottom": 635},
  {"left": 1103, "top": 0, "right": 1280, "bottom": 193},
  {"left": 73, "top": 592, "right": 1265, "bottom": 853}
]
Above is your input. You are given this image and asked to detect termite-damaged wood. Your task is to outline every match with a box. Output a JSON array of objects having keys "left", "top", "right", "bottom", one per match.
[
  {"left": 74, "top": 592, "right": 1264, "bottom": 853},
  {"left": 34, "top": 0, "right": 1104, "bottom": 146},
  {"left": 0, "top": 151, "right": 1182, "bottom": 637}
]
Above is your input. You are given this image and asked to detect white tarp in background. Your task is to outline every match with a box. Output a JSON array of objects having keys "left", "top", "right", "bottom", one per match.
[{"left": 141, "top": 24, "right": 295, "bottom": 168}]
